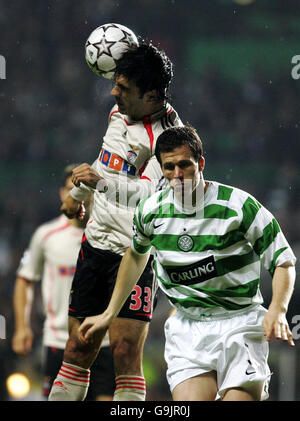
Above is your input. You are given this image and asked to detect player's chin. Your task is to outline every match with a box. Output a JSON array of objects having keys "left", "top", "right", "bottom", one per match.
[{"left": 117, "top": 103, "right": 126, "bottom": 114}]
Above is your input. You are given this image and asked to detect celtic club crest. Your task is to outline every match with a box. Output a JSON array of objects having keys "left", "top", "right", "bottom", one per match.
[{"left": 177, "top": 235, "right": 194, "bottom": 252}]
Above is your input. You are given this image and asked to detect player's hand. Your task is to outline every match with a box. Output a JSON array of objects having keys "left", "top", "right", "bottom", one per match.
[
  {"left": 78, "top": 314, "right": 112, "bottom": 345},
  {"left": 71, "top": 163, "right": 104, "bottom": 189},
  {"left": 12, "top": 327, "right": 33, "bottom": 356},
  {"left": 262, "top": 306, "right": 295, "bottom": 346}
]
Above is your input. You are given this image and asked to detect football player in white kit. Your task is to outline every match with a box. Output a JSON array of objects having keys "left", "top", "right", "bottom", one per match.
[
  {"left": 78, "top": 126, "right": 296, "bottom": 401},
  {"left": 12, "top": 165, "right": 115, "bottom": 400},
  {"left": 48, "top": 42, "right": 183, "bottom": 401}
]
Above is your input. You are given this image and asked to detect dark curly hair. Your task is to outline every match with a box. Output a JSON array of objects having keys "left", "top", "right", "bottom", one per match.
[{"left": 115, "top": 41, "right": 173, "bottom": 101}]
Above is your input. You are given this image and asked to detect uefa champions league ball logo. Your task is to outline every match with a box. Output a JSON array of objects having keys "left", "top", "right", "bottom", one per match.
[{"left": 177, "top": 235, "right": 194, "bottom": 252}]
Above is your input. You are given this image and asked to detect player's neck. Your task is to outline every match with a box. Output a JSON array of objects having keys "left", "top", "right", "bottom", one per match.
[
  {"left": 131, "top": 101, "right": 165, "bottom": 121},
  {"left": 192, "top": 179, "right": 207, "bottom": 206},
  {"left": 69, "top": 218, "right": 85, "bottom": 229}
]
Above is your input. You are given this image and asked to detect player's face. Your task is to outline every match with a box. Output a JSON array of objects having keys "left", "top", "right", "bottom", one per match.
[
  {"left": 60, "top": 176, "right": 74, "bottom": 202},
  {"left": 60, "top": 177, "right": 91, "bottom": 223},
  {"left": 160, "top": 144, "right": 205, "bottom": 199},
  {"left": 111, "top": 75, "right": 152, "bottom": 120}
]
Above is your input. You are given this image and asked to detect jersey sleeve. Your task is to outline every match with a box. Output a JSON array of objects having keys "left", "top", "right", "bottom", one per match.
[
  {"left": 241, "top": 195, "right": 296, "bottom": 276},
  {"left": 131, "top": 201, "right": 152, "bottom": 255},
  {"left": 17, "top": 227, "right": 45, "bottom": 281}
]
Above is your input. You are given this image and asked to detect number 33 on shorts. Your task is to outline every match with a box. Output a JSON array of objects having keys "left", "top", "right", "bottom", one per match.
[{"left": 130, "top": 286, "right": 152, "bottom": 314}]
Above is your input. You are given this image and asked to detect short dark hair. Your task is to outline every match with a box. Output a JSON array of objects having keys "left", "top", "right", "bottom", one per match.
[
  {"left": 155, "top": 126, "right": 203, "bottom": 165},
  {"left": 115, "top": 41, "right": 173, "bottom": 101},
  {"left": 62, "top": 163, "right": 78, "bottom": 185}
]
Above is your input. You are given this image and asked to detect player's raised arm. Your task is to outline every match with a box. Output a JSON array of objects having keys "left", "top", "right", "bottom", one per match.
[{"left": 78, "top": 247, "right": 150, "bottom": 343}]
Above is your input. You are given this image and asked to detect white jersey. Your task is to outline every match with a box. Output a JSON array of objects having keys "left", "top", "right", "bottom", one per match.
[
  {"left": 70, "top": 103, "right": 182, "bottom": 255},
  {"left": 132, "top": 181, "right": 296, "bottom": 320},
  {"left": 17, "top": 215, "right": 84, "bottom": 349}
]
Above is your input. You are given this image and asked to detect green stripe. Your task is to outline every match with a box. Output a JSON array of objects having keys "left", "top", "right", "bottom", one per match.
[
  {"left": 268, "top": 246, "right": 288, "bottom": 276},
  {"left": 204, "top": 204, "right": 238, "bottom": 219},
  {"left": 133, "top": 214, "right": 144, "bottom": 236},
  {"left": 168, "top": 294, "right": 252, "bottom": 311},
  {"left": 143, "top": 203, "right": 237, "bottom": 223},
  {"left": 193, "top": 278, "right": 260, "bottom": 298},
  {"left": 150, "top": 230, "right": 244, "bottom": 252},
  {"left": 157, "top": 187, "right": 171, "bottom": 203},
  {"left": 253, "top": 218, "right": 281, "bottom": 257},
  {"left": 217, "top": 185, "right": 233, "bottom": 201},
  {"left": 132, "top": 237, "right": 151, "bottom": 254},
  {"left": 136, "top": 197, "right": 149, "bottom": 233},
  {"left": 215, "top": 250, "right": 259, "bottom": 277},
  {"left": 144, "top": 203, "right": 194, "bottom": 223},
  {"left": 240, "top": 196, "right": 262, "bottom": 234}
]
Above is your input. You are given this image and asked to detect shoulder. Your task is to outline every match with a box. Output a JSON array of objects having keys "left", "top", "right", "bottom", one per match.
[
  {"left": 137, "top": 187, "right": 171, "bottom": 218},
  {"left": 211, "top": 181, "right": 256, "bottom": 206},
  {"left": 160, "top": 103, "right": 183, "bottom": 129},
  {"left": 108, "top": 104, "right": 122, "bottom": 122},
  {"left": 35, "top": 215, "right": 71, "bottom": 243}
]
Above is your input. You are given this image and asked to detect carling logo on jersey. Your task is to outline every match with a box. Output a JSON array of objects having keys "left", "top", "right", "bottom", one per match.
[{"left": 165, "top": 256, "right": 217, "bottom": 285}]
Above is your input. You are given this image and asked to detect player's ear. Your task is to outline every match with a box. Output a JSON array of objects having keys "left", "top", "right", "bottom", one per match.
[
  {"left": 59, "top": 187, "right": 67, "bottom": 203},
  {"left": 198, "top": 156, "right": 205, "bottom": 172},
  {"left": 144, "top": 90, "right": 159, "bottom": 103}
]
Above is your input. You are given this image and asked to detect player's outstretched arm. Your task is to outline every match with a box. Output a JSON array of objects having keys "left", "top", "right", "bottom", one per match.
[
  {"left": 12, "top": 276, "right": 34, "bottom": 355},
  {"left": 79, "top": 247, "right": 150, "bottom": 344},
  {"left": 262, "top": 262, "right": 296, "bottom": 346}
]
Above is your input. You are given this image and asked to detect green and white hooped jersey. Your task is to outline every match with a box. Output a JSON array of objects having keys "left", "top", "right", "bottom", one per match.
[{"left": 132, "top": 181, "right": 296, "bottom": 320}]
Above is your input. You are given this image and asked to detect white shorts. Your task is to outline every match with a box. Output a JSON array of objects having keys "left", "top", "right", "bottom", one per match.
[{"left": 164, "top": 306, "right": 271, "bottom": 400}]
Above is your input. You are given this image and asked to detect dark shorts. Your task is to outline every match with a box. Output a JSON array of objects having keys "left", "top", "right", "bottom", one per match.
[
  {"left": 42, "top": 345, "right": 115, "bottom": 399},
  {"left": 68, "top": 237, "right": 157, "bottom": 322}
]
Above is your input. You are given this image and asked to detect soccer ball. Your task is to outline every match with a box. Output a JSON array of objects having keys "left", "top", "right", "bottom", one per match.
[{"left": 85, "top": 23, "right": 139, "bottom": 79}]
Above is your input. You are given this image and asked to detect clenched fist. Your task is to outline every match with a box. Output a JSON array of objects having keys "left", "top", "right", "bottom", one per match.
[{"left": 71, "top": 163, "right": 104, "bottom": 189}]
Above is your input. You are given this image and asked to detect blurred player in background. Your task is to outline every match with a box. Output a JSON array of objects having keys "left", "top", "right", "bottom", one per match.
[
  {"left": 79, "top": 126, "right": 296, "bottom": 401},
  {"left": 12, "top": 164, "right": 115, "bottom": 401},
  {"left": 48, "top": 42, "right": 183, "bottom": 401}
]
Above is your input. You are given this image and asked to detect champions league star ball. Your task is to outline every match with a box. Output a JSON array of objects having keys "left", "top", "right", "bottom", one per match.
[{"left": 85, "top": 23, "right": 139, "bottom": 79}]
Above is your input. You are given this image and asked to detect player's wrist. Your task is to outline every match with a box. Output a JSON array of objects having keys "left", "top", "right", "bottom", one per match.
[
  {"left": 96, "top": 178, "right": 109, "bottom": 193},
  {"left": 268, "top": 302, "right": 288, "bottom": 314}
]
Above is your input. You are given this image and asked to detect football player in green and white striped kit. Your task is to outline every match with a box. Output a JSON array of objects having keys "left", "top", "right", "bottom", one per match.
[{"left": 78, "top": 125, "right": 296, "bottom": 401}]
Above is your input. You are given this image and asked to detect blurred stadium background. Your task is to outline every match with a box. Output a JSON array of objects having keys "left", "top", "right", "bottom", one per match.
[{"left": 0, "top": 0, "right": 299, "bottom": 401}]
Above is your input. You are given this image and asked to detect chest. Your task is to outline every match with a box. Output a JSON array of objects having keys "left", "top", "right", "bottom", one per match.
[{"left": 43, "top": 229, "right": 82, "bottom": 267}]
